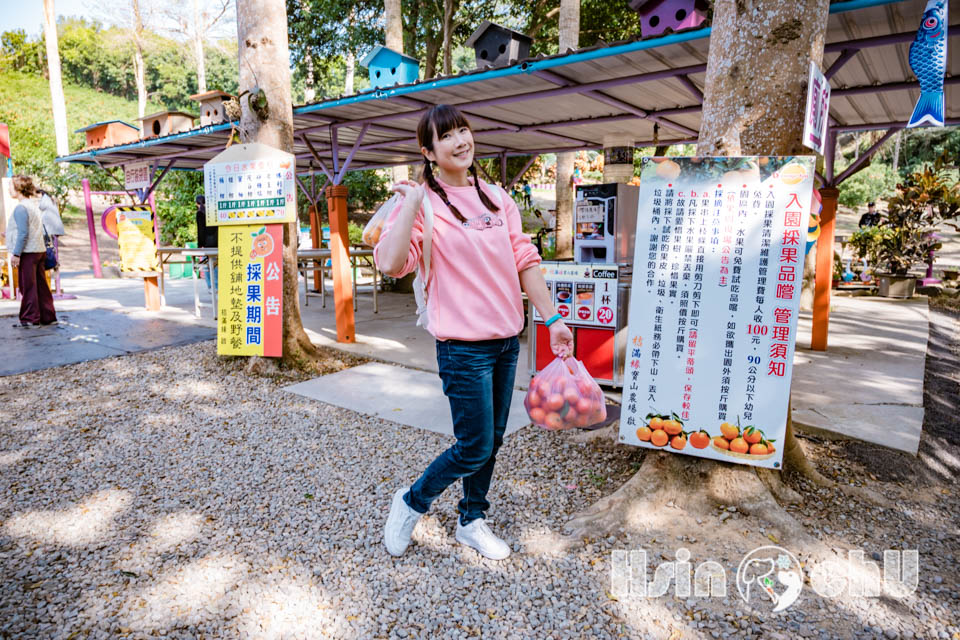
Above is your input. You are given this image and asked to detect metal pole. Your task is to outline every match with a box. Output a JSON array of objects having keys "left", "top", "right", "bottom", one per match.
[{"left": 82, "top": 178, "right": 103, "bottom": 278}]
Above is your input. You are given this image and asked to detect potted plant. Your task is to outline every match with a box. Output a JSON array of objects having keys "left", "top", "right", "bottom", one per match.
[{"left": 872, "top": 156, "right": 959, "bottom": 299}]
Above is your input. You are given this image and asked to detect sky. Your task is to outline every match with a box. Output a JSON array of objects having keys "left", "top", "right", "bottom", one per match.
[{"left": 1, "top": 0, "right": 94, "bottom": 37}]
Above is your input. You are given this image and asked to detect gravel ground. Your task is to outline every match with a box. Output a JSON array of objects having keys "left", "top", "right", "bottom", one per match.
[{"left": 1, "top": 310, "right": 958, "bottom": 640}]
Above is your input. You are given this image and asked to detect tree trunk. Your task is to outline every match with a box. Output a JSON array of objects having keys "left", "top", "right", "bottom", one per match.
[
  {"left": 569, "top": 0, "right": 843, "bottom": 546},
  {"left": 442, "top": 0, "right": 454, "bottom": 76},
  {"left": 892, "top": 129, "right": 903, "bottom": 174},
  {"left": 192, "top": 0, "right": 207, "bottom": 93},
  {"left": 236, "top": 0, "right": 319, "bottom": 368},
  {"left": 344, "top": 51, "right": 355, "bottom": 96},
  {"left": 42, "top": 0, "right": 69, "bottom": 158},
  {"left": 384, "top": 0, "right": 407, "bottom": 182},
  {"left": 131, "top": 0, "right": 147, "bottom": 119},
  {"left": 554, "top": 0, "right": 579, "bottom": 259}
]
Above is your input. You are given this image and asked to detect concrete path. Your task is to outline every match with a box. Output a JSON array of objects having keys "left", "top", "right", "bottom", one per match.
[
  {"left": 791, "top": 295, "right": 928, "bottom": 454},
  {"left": 2, "top": 271, "right": 929, "bottom": 453},
  {"left": 298, "top": 282, "right": 929, "bottom": 454},
  {"left": 285, "top": 361, "right": 531, "bottom": 438},
  {"left": 0, "top": 276, "right": 215, "bottom": 375}
]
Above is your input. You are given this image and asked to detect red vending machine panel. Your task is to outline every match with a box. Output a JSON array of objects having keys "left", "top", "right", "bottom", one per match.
[
  {"left": 534, "top": 323, "right": 554, "bottom": 371},
  {"left": 574, "top": 327, "right": 616, "bottom": 381}
]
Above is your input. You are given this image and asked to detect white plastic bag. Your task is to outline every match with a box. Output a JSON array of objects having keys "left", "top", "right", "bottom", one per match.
[{"left": 362, "top": 193, "right": 400, "bottom": 247}]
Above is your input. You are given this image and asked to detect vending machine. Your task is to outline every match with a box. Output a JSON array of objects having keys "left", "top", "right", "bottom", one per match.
[{"left": 528, "top": 183, "right": 640, "bottom": 387}]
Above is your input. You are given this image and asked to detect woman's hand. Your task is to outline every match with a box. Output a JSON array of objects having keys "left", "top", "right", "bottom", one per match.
[
  {"left": 549, "top": 319, "right": 574, "bottom": 358},
  {"left": 391, "top": 180, "right": 424, "bottom": 211},
  {"left": 10, "top": 255, "right": 20, "bottom": 269}
]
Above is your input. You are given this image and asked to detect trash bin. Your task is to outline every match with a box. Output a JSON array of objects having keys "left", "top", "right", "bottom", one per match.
[{"left": 170, "top": 241, "right": 197, "bottom": 279}]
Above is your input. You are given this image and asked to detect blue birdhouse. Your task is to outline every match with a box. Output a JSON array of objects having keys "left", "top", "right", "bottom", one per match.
[{"left": 360, "top": 45, "right": 420, "bottom": 89}]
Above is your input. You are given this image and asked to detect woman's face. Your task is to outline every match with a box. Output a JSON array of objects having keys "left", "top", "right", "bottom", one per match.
[{"left": 423, "top": 124, "right": 474, "bottom": 175}]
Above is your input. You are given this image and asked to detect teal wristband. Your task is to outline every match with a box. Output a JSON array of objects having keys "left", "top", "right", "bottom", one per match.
[{"left": 544, "top": 313, "right": 563, "bottom": 327}]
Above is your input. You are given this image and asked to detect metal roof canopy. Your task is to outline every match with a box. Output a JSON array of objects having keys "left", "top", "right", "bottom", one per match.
[{"left": 57, "top": 0, "right": 959, "bottom": 194}]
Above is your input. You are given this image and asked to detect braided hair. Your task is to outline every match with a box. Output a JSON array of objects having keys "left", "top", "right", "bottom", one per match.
[{"left": 417, "top": 105, "right": 499, "bottom": 223}]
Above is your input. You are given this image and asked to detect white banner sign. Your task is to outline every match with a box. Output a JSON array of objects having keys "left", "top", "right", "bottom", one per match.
[
  {"left": 802, "top": 61, "right": 831, "bottom": 155},
  {"left": 203, "top": 143, "right": 297, "bottom": 226},
  {"left": 620, "top": 157, "right": 815, "bottom": 469},
  {"left": 124, "top": 162, "right": 151, "bottom": 190}
]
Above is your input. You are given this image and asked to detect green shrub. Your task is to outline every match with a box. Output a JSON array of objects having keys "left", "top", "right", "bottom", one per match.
[{"left": 837, "top": 163, "right": 898, "bottom": 208}]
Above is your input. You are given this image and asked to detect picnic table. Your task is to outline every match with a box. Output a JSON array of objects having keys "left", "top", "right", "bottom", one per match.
[{"left": 298, "top": 247, "right": 379, "bottom": 313}]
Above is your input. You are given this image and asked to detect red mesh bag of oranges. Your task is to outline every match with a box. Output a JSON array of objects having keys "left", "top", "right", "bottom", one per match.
[{"left": 524, "top": 356, "right": 607, "bottom": 431}]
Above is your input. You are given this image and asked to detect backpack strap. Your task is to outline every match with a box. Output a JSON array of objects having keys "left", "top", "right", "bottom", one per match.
[{"left": 419, "top": 189, "right": 435, "bottom": 299}]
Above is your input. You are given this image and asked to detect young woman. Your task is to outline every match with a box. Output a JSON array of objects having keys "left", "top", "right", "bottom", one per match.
[{"left": 374, "top": 105, "right": 573, "bottom": 560}]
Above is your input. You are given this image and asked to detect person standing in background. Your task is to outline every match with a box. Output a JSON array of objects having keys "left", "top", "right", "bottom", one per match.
[{"left": 6, "top": 175, "right": 57, "bottom": 327}]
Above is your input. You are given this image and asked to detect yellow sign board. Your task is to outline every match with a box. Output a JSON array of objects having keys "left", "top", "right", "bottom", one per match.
[
  {"left": 115, "top": 205, "right": 159, "bottom": 272},
  {"left": 217, "top": 224, "right": 283, "bottom": 356}
]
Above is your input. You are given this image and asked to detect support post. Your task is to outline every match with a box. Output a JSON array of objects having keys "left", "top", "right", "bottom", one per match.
[
  {"left": 325, "top": 185, "right": 355, "bottom": 343},
  {"left": 82, "top": 178, "right": 103, "bottom": 278},
  {"left": 309, "top": 204, "right": 322, "bottom": 290},
  {"left": 812, "top": 186, "right": 839, "bottom": 351}
]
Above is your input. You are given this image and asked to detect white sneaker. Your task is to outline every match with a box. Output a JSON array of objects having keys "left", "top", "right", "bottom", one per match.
[
  {"left": 455, "top": 518, "right": 511, "bottom": 560},
  {"left": 384, "top": 488, "right": 422, "bottom": 556}
]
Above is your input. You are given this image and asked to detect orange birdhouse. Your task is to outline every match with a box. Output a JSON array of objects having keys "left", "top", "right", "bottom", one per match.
[{"left": 75, "top": 121, "right": 140, "bottom": 151}]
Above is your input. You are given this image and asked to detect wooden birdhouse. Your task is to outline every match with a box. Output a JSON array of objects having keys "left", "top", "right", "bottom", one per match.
[
  {"left": 465, "top": 21, "right": 532, "bottom": 69},
  {"left": 630, "top": 0, "right": 708, "bottom": 38},
  {"left": 189, "top": 90, "right": 234, "bottom": 126},
  {"left": 137, "top": 111, "right": 196, "bottom": 139},
  {"left": 360, "top": 45, "right": 420, "bottom": 89},
  {"left": 75, "top": 121, "right": 140, "bottom": 150}
]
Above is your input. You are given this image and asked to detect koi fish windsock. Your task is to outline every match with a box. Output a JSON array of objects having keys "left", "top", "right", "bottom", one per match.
[{"left": 907, "top": 0, "right": 948, "bottom": 127}]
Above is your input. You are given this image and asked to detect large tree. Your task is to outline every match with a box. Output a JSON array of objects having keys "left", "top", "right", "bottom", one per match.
[
  {"left": 163, "top": 0, "right": 234, "bottom": 94},
  {"left": 236, "top": 0, "right": 319, "bottom": 367},
  {"left": 553, "top": 0, "right": 579, "bottom": 259},
  {"left": 564, "top": 0, "right": 881, "bottom": 548},
  {"left": 41, "top": 0, "right": 69, "bottom": 158}
]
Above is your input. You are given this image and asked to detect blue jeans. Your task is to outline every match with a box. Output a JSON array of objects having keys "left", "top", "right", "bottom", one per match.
[{"left": 405, "top": 336, "right": 520, "bottom": 526}]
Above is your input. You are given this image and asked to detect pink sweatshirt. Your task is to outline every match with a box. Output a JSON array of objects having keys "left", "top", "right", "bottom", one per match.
[{"left": 373, "top": 178, "right": 541, "bottom": 341}]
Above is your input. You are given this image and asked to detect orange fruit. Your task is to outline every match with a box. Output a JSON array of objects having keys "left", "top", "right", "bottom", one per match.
[
  {"left": 545, "top": 394, "right": 565, "bottom": 411},
  {"left": 670, "top": 434, "right": 687, "bottom": 450},
  {"left": 689, "top": 431, "right": 710, "bottom": 449},
  {"left": 526, "top": 391, "right": 542, "bottom": 408},
  {"left": 649, "top": 416, "right": 664, "bottom": 430},
  {"left": 744, "top": 427, "right": 762, "bottom": 444},
  {"left": 720, "top": 422, "right": 739, "bottom": 440},
  {"left": 663, "top": 420, "right": 683, "bottom": 436},
  {"left": 749, "top": 442, "right": 769, "bottom": 456},
  {"left": 766, "top": 441, "right": 776, "bottom": 454},
  {"left": 650, "top": 429, "right": 669, "bottom": 447},
  {"left": 636, "top": 426, "right": 652, "bottom": 441},
  {"left": 544, "top": 412, "right": 563, "bottom": 430},
  {"left": 713, "top": 436, "right": 729, "bottom": 450},
  {"left": 729, "top": 437, "right": 749, "bottom": 454},
  {"left": 529, "top": 407, "right": 546, "bottom": 424},
  {"left": 563, "top": 387, "right": 580, "bottom": 404}
]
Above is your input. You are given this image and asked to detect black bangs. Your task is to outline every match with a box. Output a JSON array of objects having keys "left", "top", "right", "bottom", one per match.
[{"left": 417, "top": 104, "right": 471, "bottom": 150}]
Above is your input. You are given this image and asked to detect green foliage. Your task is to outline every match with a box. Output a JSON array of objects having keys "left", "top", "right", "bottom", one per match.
[
  {"left": 876, "top": 156, "right": 960, "bottom": 275},
  {"left": 156, "top": 171, "right": 202, "bottom": 246},
  {"left": 348, "top": 221, "right": 364, "bottom": 246},
  {"left": 0, "top": 70, "right": 163, "bottom": 193},
  {"left": 1, "top": 18, "right": 237, "bottom": 113},
  {"left": 837, "top": 162, "right": 898, "bottom": 208},
  {"left": 847, "top": 226, "right": 888, "bottom": 269}
]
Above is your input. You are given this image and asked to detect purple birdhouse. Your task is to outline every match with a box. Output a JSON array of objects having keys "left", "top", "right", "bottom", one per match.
[{"left": 630, "top": 0, "right": 708, "bottom": 38}]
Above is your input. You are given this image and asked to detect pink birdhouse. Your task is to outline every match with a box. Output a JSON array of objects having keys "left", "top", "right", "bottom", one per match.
[{"left": 630, "top": 0, "right": 708, "bottom": 38}]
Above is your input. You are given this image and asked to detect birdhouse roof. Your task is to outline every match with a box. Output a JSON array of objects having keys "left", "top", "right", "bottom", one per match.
[
  {"left": 465, "top": 21, "right": 532, "bottom": 48},
  {"left": 359, "top": 45, "right": 419, "bottom": 69},
  {"left": 189, "top": 90, "right": 233, "bottom": 102},
  {"left": 74, "top": 120, "right": 139, "bottom": 134},
  {"left": 136, "top": 111, "right": 197, "bottom": 121}
]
